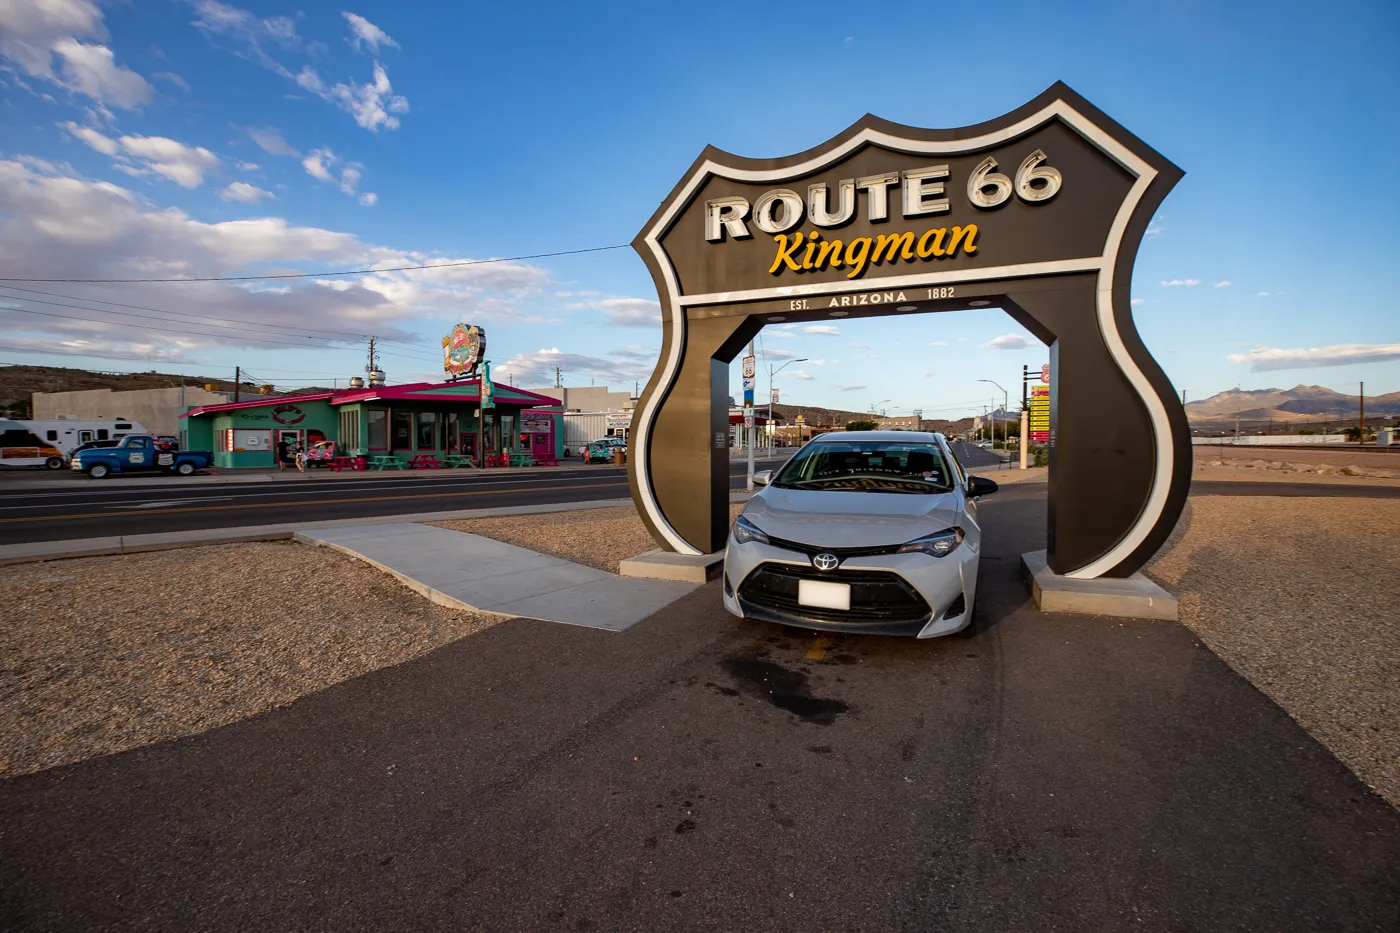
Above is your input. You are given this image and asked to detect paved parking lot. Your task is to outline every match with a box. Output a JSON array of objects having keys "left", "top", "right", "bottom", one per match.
[{"left": 3, "top": 484, "right": 1397, "bottom": 932}]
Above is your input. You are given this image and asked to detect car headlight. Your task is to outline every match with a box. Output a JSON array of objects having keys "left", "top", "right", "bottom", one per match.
[
  {"left": 732, "top": 514, "right": 770, "bottom": 546},
  {"left": 897, "top": 527, "right": 965, "bottom": 558}
]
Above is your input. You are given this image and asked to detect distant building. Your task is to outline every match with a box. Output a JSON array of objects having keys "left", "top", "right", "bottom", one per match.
[
  {"left": 878, "top": 415, "right": 922, "bottom": 431},
  {"left": 33, "top": 385, "right": 230, "bottom": 436},
  {"left": 522, "top": 385, "right": 632, "bottom": 412}
]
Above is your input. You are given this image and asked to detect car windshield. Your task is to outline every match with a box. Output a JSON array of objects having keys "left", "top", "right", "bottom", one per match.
[{"left": 772, "top": 439, "right": 955, "bottom": 494}]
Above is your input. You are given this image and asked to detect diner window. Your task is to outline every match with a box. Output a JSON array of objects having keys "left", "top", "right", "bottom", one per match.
[
  {"left": 367, "top": 409, "right": 388, "bottom": 450},
  {"left": 97, "top": 429, "right": 109, "bottom": 440},
  {"left": 416, "top": 411, "right": 438, "bottom": 449},
  {"left": 46, "top": 430, "right": 58, "bottom": 441},
  {"left": 115, "top": 423, "right": 132, "bottom": 430},
  {"left": 392, "top": 410, "right": 413, "bottom": 449}
]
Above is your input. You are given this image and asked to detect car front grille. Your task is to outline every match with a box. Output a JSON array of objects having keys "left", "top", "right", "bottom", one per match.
[{"left": 738, "top": 563, "right": 932, "bottom": 624}]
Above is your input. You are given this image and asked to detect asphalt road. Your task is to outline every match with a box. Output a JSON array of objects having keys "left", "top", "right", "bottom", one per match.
[
  {"left": 0, "top": 462, "right": 776, "bottom": 544},
  {"left": 3, "top": 442, "right": 1396, "bottom": 546},
  {"left": 3, "top": 484, "right": 1396, "bottom": 931}
]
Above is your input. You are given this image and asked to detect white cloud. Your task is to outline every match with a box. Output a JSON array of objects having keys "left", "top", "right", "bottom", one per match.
[
  {"left": 247, "top": 126, "right": 299, "bottom": 158},
  {"left": 788, "top": 369, "right": 813, "bottom": 380},
  {"left": 1256, "top": 291, "right": 1271, "bottom": 297},
  {"left": 192, "top": 2, "right": 408, "bottom": 132},
  {"left": 1145, "top": 221, "right": 1164, "bottom": 239},
  {"left": 301, "top": 147, "right": 336, "bottom": 183},
  {"left": 803, "top": 324, "right": 840, "bottom": 335},
  {"left": 234, "top": 160, "right": 260, "bottom": 171},
  {"left": 491, "top": 346, "right": 654, "bottom": 387},
  {"left": 922, "top": 370, "right": 935, "bottom": 378},
  {"left": 928, "top": 340, "right": 948, "bottom": 346},
  {"left": 0, "top": 0, "right": 152, "bottom": 108},
  {"left": 595, "top": 297, "right": 661, "bottom": 327},
  {"left": 0, "top": 157, "right": 552, "bottom": 357},
  {"left": 219, "top": 181, "right": 274, "bottom": 203},
  {"left": 836, "top": 384, "right": 866, "bottom": 392},
  {"left": 61, "top": 122, "right": 221, "bottom": 188},
  {"left": 294, "top": 65, "right": 324, "bottom": 94},
  {"left": 761, "top": 348, "right": 799, "bottom": 360},
  {"left": 1226, "top": 343, "right": 1400, "bottom": 372},
  {"left": 1130, "top": 298, "right": 1145, "bottom": 306},
  {"left": 343, "top": 12, "right": 398, "bottom": 54},
  {"left": 327, "top": 62, "right": 409, "bottom": 132},
  {"left": 1160, "top": 279, "right": 1200, "bottom": 287},
  {"left": 985, "top": 333, "right": 1033, "bottom": 350},
  {"left": 1214, "top": 280, "right": 1231, "bottom": 288},
  {"left": 301, "top": 147, "right": 370, "bottom": 201},
  {"left": 190, "top": 0, "right": 302, "bottom": 76}
]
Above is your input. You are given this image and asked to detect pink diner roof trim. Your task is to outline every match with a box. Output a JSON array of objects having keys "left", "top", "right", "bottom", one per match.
[{"left": 181, "top": 380, "right": 561, "bottom": 419}]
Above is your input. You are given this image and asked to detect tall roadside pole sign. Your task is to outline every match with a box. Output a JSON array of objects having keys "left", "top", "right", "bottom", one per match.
[{"left": 743, "top": 351, "right": 756, "bottom": 490}]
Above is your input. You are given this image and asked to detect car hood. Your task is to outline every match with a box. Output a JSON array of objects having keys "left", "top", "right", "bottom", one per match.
[{"left": 742, "top": 486, "right": 962, "bottom": 548}]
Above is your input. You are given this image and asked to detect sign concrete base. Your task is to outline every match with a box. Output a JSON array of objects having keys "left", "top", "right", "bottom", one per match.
[
  {"left": 619, "top": 549, "right": 725, "bottom": 584},
  {"left": 1021, "top": 550, "right": 1178, "bottom": 621}
]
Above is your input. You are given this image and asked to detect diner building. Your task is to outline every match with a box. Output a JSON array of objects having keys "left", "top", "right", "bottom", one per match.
[{"left": 181, "top": 379, "right": 562, "bottom": 469}]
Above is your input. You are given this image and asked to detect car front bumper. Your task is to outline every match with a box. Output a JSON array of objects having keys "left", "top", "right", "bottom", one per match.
[{"left": 722, "top": 534, "right": 977, "bottom": 638}]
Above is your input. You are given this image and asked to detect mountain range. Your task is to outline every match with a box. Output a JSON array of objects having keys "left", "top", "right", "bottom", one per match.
[{"left": 1185, "top": 385, "right": 1400, "bottom": 425}]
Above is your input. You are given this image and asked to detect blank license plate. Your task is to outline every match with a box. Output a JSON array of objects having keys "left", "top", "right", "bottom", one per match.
[{"left": 798, "top": 579, "right": 851, "bottom": 611}]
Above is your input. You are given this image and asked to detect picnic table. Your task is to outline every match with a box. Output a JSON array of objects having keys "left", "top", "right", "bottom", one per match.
[
  {"left": 367, "top": 455, "right": 404, "bottom": 470},
  {"left": 408, "top": 454, "right": 441, "bottom": 469},
  {"left": 483, "top": 452, "right": 508, "bottom": 468},
  {"left": 507, "top": 450, "right": 536, "bottom": 467},
  {"left": 532, "top": 451, "right": 558, "bottom": 467},
  {"left": 443, "top": 454, "right": 476, "bottom": 468},
  {"left": 327, "top": 455, "right": 365, "bottom": 472}
]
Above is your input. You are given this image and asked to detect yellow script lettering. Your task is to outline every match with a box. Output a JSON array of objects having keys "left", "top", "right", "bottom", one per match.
[
  {"left": 844, "top": 237, "right": 873, "bottom": 279},
  {"left": 769, "top": 232, "right": 806, "bottom": 274}
]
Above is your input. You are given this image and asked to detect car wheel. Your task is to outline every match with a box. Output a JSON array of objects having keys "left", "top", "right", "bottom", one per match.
[
  {"left": 88, "top": 463, "right": 110, "bottom": 479},
  {"left": 44, "top": 457, "right": 63, "bottom": 470},
  {"left": 176, "top": 461, "right": 196, "bottom": 476}
]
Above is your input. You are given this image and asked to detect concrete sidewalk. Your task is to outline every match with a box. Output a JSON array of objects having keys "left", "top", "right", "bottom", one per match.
[{"left": 295, "top": 523, "right": 698, "bottom": 632}]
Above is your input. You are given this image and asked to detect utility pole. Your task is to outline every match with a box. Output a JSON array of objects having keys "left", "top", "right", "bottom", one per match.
[
  {"left": 234, "top": 366, "right": 240, "bottom": 403},
  {"left": 1359, "top": 381, "right": 1365, "bottom": 445},
  {"left": 555, "top": 365, "right": 562, "bottom": 389},
  {"left": 745, "top": 339, "right": 756, "bottom": 492}
]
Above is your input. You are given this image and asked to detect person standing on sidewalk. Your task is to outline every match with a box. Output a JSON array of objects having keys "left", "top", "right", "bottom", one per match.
[
  {"left": 276, "top": 437, "right": 289, "bottom": 472},
  {"left": 294, "top": 442, "right": 306, "bottom": 473}
]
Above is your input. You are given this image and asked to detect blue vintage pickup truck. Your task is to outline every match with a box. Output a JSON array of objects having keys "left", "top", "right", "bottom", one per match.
[{"left": 70, "top": 435, "right": 214, "bottom": 479}]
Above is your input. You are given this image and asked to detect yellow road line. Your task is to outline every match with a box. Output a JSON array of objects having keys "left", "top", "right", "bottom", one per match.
[
  {"left": 805, "top": 635, "right": 834, "bottom": 660},
  {"left": 0, "top": 481, "right": 630, "bottom": 525}
]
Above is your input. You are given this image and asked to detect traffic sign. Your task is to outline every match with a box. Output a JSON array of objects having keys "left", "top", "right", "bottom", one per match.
[
  {"left": 742, "top": 355, "right": 755, "bottom": 379},
  {"left": 1040, "top": 363, "right": 1050, "bottom": 384},
  {"left": 742, "top": 376, "right": 755, "bottom": 391}
]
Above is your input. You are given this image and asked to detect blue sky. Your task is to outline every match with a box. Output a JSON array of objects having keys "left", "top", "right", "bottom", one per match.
[{"left": 1, "top": 0, "right": 1396, "bottom": 418}]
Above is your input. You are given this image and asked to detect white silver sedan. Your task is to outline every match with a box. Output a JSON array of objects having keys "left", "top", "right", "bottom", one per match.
[{"left": 722, "top": 431, "right": 996, "bottom": 638}]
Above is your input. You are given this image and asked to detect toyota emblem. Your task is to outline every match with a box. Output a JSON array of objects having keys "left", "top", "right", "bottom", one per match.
[{"left": 813, "top": 553, "right": 840, "bottom": 572}]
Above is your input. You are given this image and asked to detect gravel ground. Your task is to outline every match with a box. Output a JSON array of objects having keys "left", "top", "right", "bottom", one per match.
[
  {"left": 1145, "top": 497, "right": 1400, "bottom": 806},
  {"left": 431, "top": 503, "right": 747, "bottom": 573},
  {"left": 0, "top": 542, "right": 498, "bottom": 777},
  {"left": 1193, "top": 453, "right": 1400, "bottom": 485}
]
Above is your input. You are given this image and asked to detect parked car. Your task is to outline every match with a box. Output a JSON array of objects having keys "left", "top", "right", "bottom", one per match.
[
  {"left": 303, "top": 440, "right": 338, "bottom": 466},
  {"left": 722, "top": 431, "right": 996, "bottom": 638},
  {"left": 71, "top": 434, "right": 214, "bottom": 478},
  {"left": 64, "top": 439, "right": 121, "bottom": 463},
  {"left": 582, "top": 439, "right": 623, "bottom": 464}
]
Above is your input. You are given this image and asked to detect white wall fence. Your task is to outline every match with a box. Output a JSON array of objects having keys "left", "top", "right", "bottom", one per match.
[{"left": 1192, "top": 435, "right": 1347, "bottom": 446}]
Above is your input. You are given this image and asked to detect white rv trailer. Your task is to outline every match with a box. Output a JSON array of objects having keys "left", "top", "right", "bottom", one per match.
[
  {"left": 0, "top": 419, "right": 65, "bottom": 469},
  {"left": 20, "top": 417, "right": 148, "bottom": 457}
]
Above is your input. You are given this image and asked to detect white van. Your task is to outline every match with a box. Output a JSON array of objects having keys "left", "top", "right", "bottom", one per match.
[{"left": 21, "top": 418, "right": 148, "bottom": 458}]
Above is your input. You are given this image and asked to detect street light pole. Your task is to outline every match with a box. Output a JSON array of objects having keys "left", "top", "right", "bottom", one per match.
[
  {"left": 978, "top": 379, "right": 1009, "bottom": 462},
  {"left": 768, "top": 357, "right": 808, "bottom": 449}
]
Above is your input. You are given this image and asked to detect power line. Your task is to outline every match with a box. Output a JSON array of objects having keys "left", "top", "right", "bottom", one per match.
[
  {"left": 0, "top": 244, "right": 630, "bottom": 284},
  {"left": 0, "top": 284, "right": 434, "bottom": 350}
]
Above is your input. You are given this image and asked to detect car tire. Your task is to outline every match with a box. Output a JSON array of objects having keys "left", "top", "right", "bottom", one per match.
[
  {"left": 176, "top": 461, "right": 195, "bottom": 476},
  {"left": 44, "top": 457, "right": 63, "bottom": 470},
  {"left": 87, "top": 463, "right": 110, "bottom": 479}
]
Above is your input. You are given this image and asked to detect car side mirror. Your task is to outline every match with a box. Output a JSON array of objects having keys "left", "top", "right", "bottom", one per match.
[
  {"left": 754, "top": 470, "right": 773, "bottom": 486},
  {"left": 967, "top": 475, "right": 999, "bottom": 498}
]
